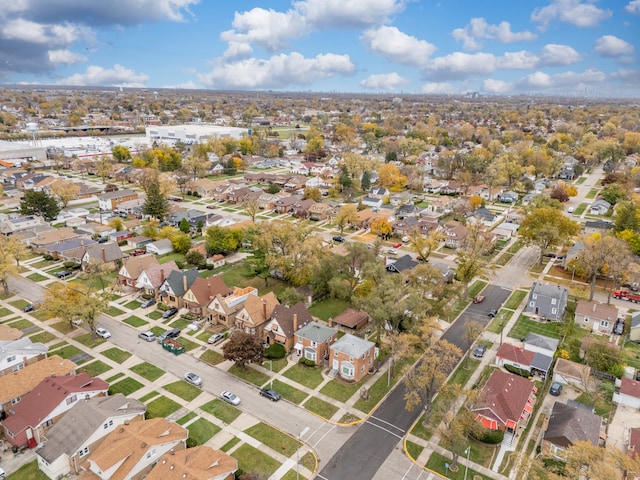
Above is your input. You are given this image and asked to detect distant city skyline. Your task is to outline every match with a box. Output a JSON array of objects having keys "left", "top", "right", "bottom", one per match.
[{"left": 0, "top": 0, "right": 639, "bottom": 98}]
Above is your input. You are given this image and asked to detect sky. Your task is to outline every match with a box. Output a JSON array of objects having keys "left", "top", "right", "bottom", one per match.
[{"left": 0, "top": 0, "right": 639, "bottom": 97}]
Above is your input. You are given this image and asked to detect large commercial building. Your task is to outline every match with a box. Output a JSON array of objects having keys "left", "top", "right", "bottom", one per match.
[
  {"left": 145, "top": 124, "right": 249, "bottom": 145},
  {"left": 0, "top": 141, "right": 47, "bottom": 166}
]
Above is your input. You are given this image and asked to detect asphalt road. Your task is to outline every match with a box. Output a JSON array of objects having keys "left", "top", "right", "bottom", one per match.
[{"left": 318, "top": 284, "right": 513, "bottom": 480}]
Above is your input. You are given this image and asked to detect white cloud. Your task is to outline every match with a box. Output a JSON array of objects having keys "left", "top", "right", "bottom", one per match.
[
  {"left": 2, "top": 19, "right": 88, "bottom": 45},
  {"left": 625, "top": 0, "right": 640, "bottom": 14},
  {"left": 361, "top": 26, "right": 436, "bottom": 66},
  {"left": 198, "top": 52, "right": 355, "bottom": 89},
  {"left": 594, "top": 35, "right": 634, "bottom": 57},
  {"left": 498, "top": 51, "right": 540, "bottom": 70},
  {"left": 162, "top": 80, "right": 199, "bottom": 89},
  {"left": 58, "top": 64, "right": 149, "bottom": 87},
  {"left": 421, "top": 82, "right": 458, "bottom": 94},
  {"left": 222, "top": 41, "right": 253, "bottom": 61},
  {"left": 610, "top": 69, "right": 640, "bottom": 82},
  {"left": 220, "top": 8, "right": 307, "bottom": 53},
  {"left": 482, "top": 79, "right": 512, "bottom": 94},
  {"left": 531, "top": 0, "right": 612, "bottom": 29},
  {"left": 48, "top": 49, "right": 87, "bottom": 65},
  {"left": 360, "top": 73, "right": 410, "bottom": 91},
  {"left": 538, "top": 44, "right": 582, "bottom": 65},
  {"left": 515, "top": 68, "right": 607, "bottom": 91},
  {"left": 294, "top": 0, "right": 406, "bottom": 29},
  {"left": 452, "top": 17, "right": 537, "bottom": 50},
  {"left": 424, "top": 52, "right": 497, "bottom": 80}
]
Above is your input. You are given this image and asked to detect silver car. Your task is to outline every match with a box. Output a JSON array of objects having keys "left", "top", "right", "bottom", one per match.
[{"left": 184, "top": 372, "right": 202, "bottom": 387}]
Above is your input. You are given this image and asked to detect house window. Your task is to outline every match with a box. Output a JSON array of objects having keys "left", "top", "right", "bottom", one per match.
[
  {"left": 529, "top": 302, "right": 535, "bottom": 307},
  {"left": 219, "top": 315, "right": 226, "bottom": 322},
  {"left": 532, "top": 294, "right": 537, "bottom": 300},
  {"left": 66, "top": 394, "right": 78, "bottom": 405},
  {"left": 169, "top": 296, "right": 176, "bottom": 302},
  {"left": 103, "top": 419, "right": 113, "bottom": 429},
  {"left": 6, "top": 355, "right": 15, "bottom": 363},
  {"left": 12, "top": 363, "right": 24, "bottom": 372},
  {"left": 305, "top": 348, "right": 316, "bottom": 362},
  {"left": 78, "top": 447, "right": 89, "bottom": 458},
  {"left": 312, "top": 341, "right": 317, "bottom": 347},
  {"left": 43, "top": 419, "right": 53, "bottom": 429},
  {"left": 584, "top": 317, "right": 589, "bottom": 323},
  {"left": 10, "top": 396, "right": 21, "bottom": 405},
  {"left": 341, "top": 363, "right": 354, "bottom": 378},
  {"left": 551, "top": 308, "right": 557, "bottom": 314},
  {"left": 551, "top": 298, "right": 557, "bottom": 305},
  {"left": 600, "top": 320, "right": 609, "bottom": 328}
]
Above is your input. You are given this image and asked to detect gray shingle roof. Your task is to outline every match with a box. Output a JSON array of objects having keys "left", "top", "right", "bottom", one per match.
[
  {"left": 544, "top": 401, "right": 601, "bottom": 448},
  {"left": 330, "top": 333, "right": 374, "bottom": 358},
  {"left": 295, "top": 321, "right": 337, "bottom": 344},
  {"left": 524, "top": 333, "right": 559, "bottom": 353}
]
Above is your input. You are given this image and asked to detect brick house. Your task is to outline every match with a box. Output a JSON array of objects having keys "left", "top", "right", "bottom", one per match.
[
  {"left": 207, "top": 286, "right": 258, "bottom": 328},
  {"left": 182, "top": 276, "right": 232, "bottom": 318},
  {"left": 2, "top": 373, "right": 108, "bottom": 448},
  {"left": 97, "top": 189, "right": 138, "bottom": 211},
  {"left": 146, "top": 446, "right": 237, "bottom": 480},
  {"left": 116, "top": 254, "right": 158, "bottom": 289},
  {"left": 235, "top": 292, "right": 280, "bottom": 337},
  {"left": 263, "top": 303, "right": 314, "bottom": 350},
  {"left": 329, "top": 334, "right": 377, "bottom": 383},
  {"left": 81, "top": 242, "right": 128, "bottom": 272},
  {"left": 293, "top": 321, "right": 338, "bottom": 365},
  {"left": 158, "top": 268, "right": 199, "bottom": 309},
  {"left": 135, "top": 261, "right": 180, "bottom": 298}
]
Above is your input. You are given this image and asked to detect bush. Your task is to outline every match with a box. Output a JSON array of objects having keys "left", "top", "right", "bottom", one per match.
[
  {"left": 299, "top": 357, "right": 316, "bottom": 367},
  {"left": 63, "top": 261, "right": 81, "bottom": 270},
  {"left": 206, "top": 264, "right": 213, "bottom": 270},
  {"left": 175, "top": 261, "right": 185, "bottom": 270},
  {"left": 471, "top": 428, "right": 504, "bottom": 444},
  {"left": 43, "top": 254, "right": 54, "bottom": 261},
  {"left": 186, "top": 437, "right": 197, "bottom": 448},
  {"left": 264, "top": 343, "right": 286, "bottom": 359},
  {"left": 504, "top": 364, "right": 531, "bottom": 378}
]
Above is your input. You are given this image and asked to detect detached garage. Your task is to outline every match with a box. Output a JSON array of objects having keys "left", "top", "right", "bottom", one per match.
[{"left": 146, "top": 238, "right": 173, "bottom": 256}]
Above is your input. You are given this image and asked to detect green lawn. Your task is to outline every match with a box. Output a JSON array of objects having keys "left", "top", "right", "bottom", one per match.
[
  {"left": 106, "top": 372, "right": 125, "bottom": 383},
  {"left": 271, "top": 379, "right": 308, "bottom": 404},
  {"left": 303, "top": 396, "right": 339, "bottom": 418},
  {"left": 163, "top": 380, "right": 203, "bottom": 402},
  {"left": 503, "top": 290, "right": 528, "bottom": 310},
  {"left": 78, "top": 360, "right": 112, "bottom": 377},
  {"left": 122, "top": 315, "right": 149, "bottom": 327},
  {"left": 232, "top": 444, "right": 281, "bottom": 478},
  {"left": 157, "top": 252, "right": 185, "bottom": 265},
  {"left": 228, "top": 365, "right": 270, "bottom": 387},
  {"left": 425, "top": 452, "right": 492, "bottom": 480},
  {"left": 177, "top": 412, "right": 197, "bottom": 425},
  {"left": 319, "top": 378, "right": 363, "bottom": 403},
  {"left": 221, "top": 437, "right": 241, "bottom": 452},
  {"left": 124, "top": 300, "right": 141, "bottom": 309},
  {"left": 49, "top": 344, "right": 84, "bottom": 361},
  {"left": 31, "top": 259, "right": 60, "bottom": 269},
  {"left": 28, "top": 330, "right": 56, "bottom": 344},
  {"left": 281, "top": 470, "right": 307, "bottom": 480},
  {"left": 105, "top": 305, "right": 125, "bottom": 316},
  {"left": 200, "top": 399, "right": 242, "bottom": 424},
  {"left": 10, "top": 299, "right": 30, "bottom": 309},
  {"left": 102, "top": 347, "right": 132, "bottom": 363},
  {"left": 138, "top": 391, "right": 159, "bottom": 402},
  {"left": 74, "top": 332, "right": 106, "bottom": 348},
  {"left": 147, "top": 311, "right": 163, "bottom": 320},
  {"left": 187, "top": 418, "right": 221, "bottom": 445},
  {"left": 282, "top": 363, "right": 325, "bottom": 389},
  {"left": 508, "top": 315, "right": 563, "bottom": 340},
  {"left": 109, "top": 378, "right": 144, "bottom": 396},
  {"left": 130, "top": 362, "right": 165, "bottom": 381},
  {"left": 7, "top": 318, "right": 35, "bottom": 330},
  {"left": 169, "top": 318, "right": 191, "bottom": 330},
  {"left": 6, "top": 460, "right": 49, "bottom": 480},
  {"left": 145, "top": 395, "right": 182, "bottom": 419},
  {"left": 0, "top": 307, "right": 12, "bottom": 317},
  {"left": 176, "top": 336, "right": 199, "bottom": 352},
  {"left": 244, "top": 422, "right": 302, "bottom": 457},
  {"left": 308, "top": 298, "right": 349, "bottom": 321},
  {"left": 26, "top": 272, "right": 49, "bottom": 282},
  {"left": 200, "top": 349, "right": 225, "bottom": 365},
  {"left": 406, "top": 440, "right": 424, "bottom": 461}
]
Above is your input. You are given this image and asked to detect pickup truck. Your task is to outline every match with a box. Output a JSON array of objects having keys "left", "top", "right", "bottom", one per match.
[{"left": 472, "top": 295, "right": 485, "bottom": 304}]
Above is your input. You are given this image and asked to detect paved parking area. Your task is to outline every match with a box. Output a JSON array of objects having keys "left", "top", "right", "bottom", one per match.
[{"left": 607, "top": 404, "right": 639, "bottom": 451}]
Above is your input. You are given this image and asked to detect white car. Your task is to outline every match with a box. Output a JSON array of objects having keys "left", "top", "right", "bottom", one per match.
[
  {"left": 95, "top": 327, "right": 111, "bottom": 339},
  {"left": 568, "top": 207, "right": 574, "bottom": 213},
  {"left": 184, "top": 372, "right": 203, "bottom": 387},
  {"left": 220, "top": 390, "right": 241, "bottom": 405}
]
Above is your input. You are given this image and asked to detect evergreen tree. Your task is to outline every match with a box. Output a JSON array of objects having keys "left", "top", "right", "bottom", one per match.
[
  {"left": 142, "top": 182, "right": 169, "bottom": 220},
  {"left": 20, "top": 190, "right": 60, "bottom": 221},
  {"left": 361, "top": 170, "right": 371, "bottom": 191},
  {"left": 179, "top": 218, "right": 190, "bottom": 233},
  {"left": 224, "top": 158, "right": 237, "bottom": 175}
]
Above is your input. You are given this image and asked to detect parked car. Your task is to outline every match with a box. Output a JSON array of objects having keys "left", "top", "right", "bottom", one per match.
[
  {"left": 130, "top": 249, "right": 146, "bottom": 256},
  {"left": 208, "top": 333, "right": 224, "bottom": 344},
  {"left": 614, "top": 319, "right": 625, "bottom": 335},
  {"left": 550, "top": 381, "right": 563, "bottom": 396},
  {"left": 138, "top": 330, "right": 156, "bottom": 342},
  {"left": 184, "top": 372, "right": 202, "bottom": 387},
  {"left": 157, "top": 327, "right": 181, "bottom": 343},
  {"left": 568, "top": 207, "right": 574, "bottom": 213},
  {"left": 97, "top": 237, "right": 109, "bottom": 243},
  {"left": 259, "top": 388, "right": 281, "bottom": 401},
  {"left": 162, "top": 307, "right": 178, "bottom": 319},
  {"left": 488, "top": 309, "right": 498, "bottom": 317},
  {"left": 140, "top": 298, "right": 156, "bottom": 308},
  {"left": 392, "top": 242, "right": 403, "bottom": 248},
  {"left": 96, "top": 327, "right": 111, "bottom": 339},
  {"left": 542, "top": 253, "right": 557, "bottom": 258},
  {"left": 332, "top": 236, "right": 345, "bottom": 243},
  {"left": 56, "top": 270, "right": 72, "bottom": 279},
  {"left": 473, "top": 345, "right": 487, "bottom": 358},
  {"left": 220, "top": 391, "right": 241, "bottom": 405},
  {"left": 23, "top": 304, "right": 35, "bottom": 313},
  {"left": 472, "top": 295, "right": 485, "bottom": 304}
]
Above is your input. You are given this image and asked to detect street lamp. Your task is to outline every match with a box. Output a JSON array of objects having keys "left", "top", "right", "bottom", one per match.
[
  {"left": 263, "top": 360, "right": 273, "bottom": 390},
  {"left": 297, "top": 426, "right": 309, "bottom": 480},
  {"left": 464, "top": 446, "right": 470, "bottom": 480}
]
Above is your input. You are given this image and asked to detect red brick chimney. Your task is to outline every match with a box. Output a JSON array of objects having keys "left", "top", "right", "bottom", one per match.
[
  {"left": 160, "top": 268, "right": 165, "bottom": 284},
  {"left": 293, "top": 313, "right": 298, "bottom": 332},
  {"left": 101, "top": 247, "right": 106, "bottom": 263},
  {"left": 262, "top": 298, "right": 267, "bottom": 320}
]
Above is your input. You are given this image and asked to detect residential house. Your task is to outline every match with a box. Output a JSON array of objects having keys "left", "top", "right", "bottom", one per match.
[
  {"left": 283, "top": 176, "right": 307, "bottom": 191},
  {"left": 360, "top": 196, "right": 383, "bottom": 209},
  {"left": 442, "top": 221, "right": 468, "bottom": 249},
  {"left": 329, "top": 334, "right": 377, "bottom": 383},
  {"left": 397, "top": 204, "right": 418, "bottom": 218},
  {"left": 190, "top": 178, "right": 222, "bottom": 198},
  {"left": 392, "top": 217, "right": 418, "bottom": 237},
  {"left": 135, "top": 261, "right": 180, "bottom": 298},
  {"left": 159, "top": 269, "right": 199, "bottom": 309},
  {"left": 574, "top": 300, "right": 619, "bottom": 335},
  {"left": 0, "top": 215, "right": 47, "bottom": 235},
  {"left": 614, "top": 378, "right": 640, "bottom": 409},
  {"left": 307, "top": 202, "right": 334, "bottom": 221},
  {"left": 257, "top": 192, "right": 279, "bottom": 211},
  {"left": 631, "top": 312, "right": 640, "bottom": 343},
  {"left": 583, "top": 220, "right": 613, "bottom": 236},
  {"left": 467, "top": 208, "right": 498, "bottom": 227},
  {"left": 146, "top": 238, "right": 174, "bottom": 256},
  {"left": 182, "top": 276, "right": 232, "bottom": 318},
  {"left": 290, "top": 198, "right": 316, "bottom": 218},
  {"left": 0, "top": 324, "right": 23, "bottom": 342},
  {"left": 107, "top": 230, "right": 134, "bottom": 243},
  {"left": 553, "top": 358, "right": 591, "bottom": 389},
  {"left": 2, "top": 372, "right": 108, "bottom": 448},
  {"left": 263, "top": 303, "right": 314, "bottom": 350},
  {"left": 331, "top": 308, "right": 370, "bottom": 332},
  {"left": 81, "top": 418, "right": 188, "bottom": 480},
  {"left": 226, "top": 187, "right": 251, "bottom": 204},
  {"left": 274, "top": 195, "right": 300, "bottom": 214},
  {"left": 542, "top": 402, "right": 602, "bottom": 460},
  {"left": 43, "top": 237, "right": 97, "bottom": 260},
  {"left": 207, "top": 286, "right": 258, "bottom": 328},
  {"left": 235, "top": 292, "right": 280, "bottom": 336},
  {"left": 81, "top": 242, "right": 127, "bottom": 272},
  {"left": 208, "top": 254, "right": 225, "bottom": 269},
  {"left": 0, "top": 338, "right": 48, "bottom": 376},
  {"left": 498, "top": 191, "right": 519, "bottom": 203},
  {"left": 525, "top": 282, "right": 568, "bottom": 321},
  {"left": 117, "top": 254, "right": 158, "bottom": 289},
  {"left": 589, "top": 199, "right": 611, "bottom": 215},
  {"left": 523, "top": 333, "right": 559, "bottom": 358},
  {"left": 145, "top": 446, "right": 237, "bottom": 480},
  {"left": 369, "top": 187, "right": 389, "bottom": 198},
  {"left": 293, "top": 321, "right": 338, "bottom": 365},
  {"left": 472, "top": 370, "right": 536, "bottom": 433},
  {"left": 423, "top": 197, "right": 452, "bottom": 217},
  {"left": 97, "top": 189, "right": 138, "bottom": 211},
  {"left": 30, "top": 227, "right": 83, "bottom": 251},
  {"left": 495, "top": 343, "right": 553, "bottom": 378},
  {"left": 386, "top": 254, "right": 419, "bottom": 273},
  {"left": 492, "top": 223, "right": 519, "bottom": 241},
  {"left": 36, "top": 394, "right": 146, "bottom": 479}
]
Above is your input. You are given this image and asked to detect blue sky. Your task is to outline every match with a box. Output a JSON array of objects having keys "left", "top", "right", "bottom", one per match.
[{"left": 1, "top": 0, "right": 639, "bottom": 97}]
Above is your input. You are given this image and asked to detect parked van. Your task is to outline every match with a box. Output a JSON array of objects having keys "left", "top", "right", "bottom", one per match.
[{"left": 157, "top": 328, "right": 181, "bottom": 343}]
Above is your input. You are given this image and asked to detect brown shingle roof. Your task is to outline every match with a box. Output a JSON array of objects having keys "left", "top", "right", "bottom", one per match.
[
  {"left": 575, "top": 300, "right": 618, "bottom": 321},
  {"left": 0, "top": 323, "right": 24, "bottom": 341},
  {"left": 554, "top": 358, "right": 591, "bottom": 380},
  {"left": 269, "top": 303, "right": 314, "bottom": 338},
  {"left": 120, "top": 254, "right": 158, "bottom": 279},
  {"left": 333, "top": 308, "right": 369, "bottom": 329},
  {"left": 473, "top": 370, "right": 535, "bottom": 428},
  {"left": 0, "top": 355, "right": 76, "bottom": 404},
  {"left": 241, "top": 292, "right": 279, "bottom": 327},
  {"left": 496, "top": 343, "right": 535, "bottom": 366},
  {"left": 146, "top": 446, "right": 237, "bottom": 480},
  {"left": 187, "top": 276, "right": 232, "bottom": 306},
  {"left": 142, "top": 261, "right": 179, "bottom": 288},
  {"left": 621, "top": 378, "right": 640, "bottom": 399}
]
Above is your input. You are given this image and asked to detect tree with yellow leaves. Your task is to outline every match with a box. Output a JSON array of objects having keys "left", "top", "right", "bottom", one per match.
[
  {"left": 377, "top": 163, "right": 407, "bottom": 192},
  {"left": 370, "top": 217, "right": 393, "bottom": 239}
]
